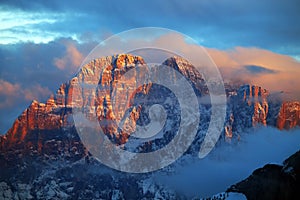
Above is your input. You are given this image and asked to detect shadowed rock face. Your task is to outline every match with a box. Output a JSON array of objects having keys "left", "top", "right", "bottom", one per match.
[
  {"left": 227, "top": 85, "right": 269, "bottom": 135},
  {"left": 228, "top": 150, "right": 300, "bottom": 200}
]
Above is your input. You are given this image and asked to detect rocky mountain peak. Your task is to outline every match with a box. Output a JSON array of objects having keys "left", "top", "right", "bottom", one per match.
[
  {"left": 224, "top": 84, "right": 270, "bottom": 139},
  {"left": 238, "top": 84, "right": 269, "bottom": 126},
  {"left": 1, "top": 54, "right": 299, "bottom": 154},
  {"left": 162, "top": 56, "right": 207, "bottom": 95},
  {"left": 238, "top": 84, "right": 269, "bottom": 103},
  {"left": 1, "top": 54, "right": 151, "bottom": 152}
]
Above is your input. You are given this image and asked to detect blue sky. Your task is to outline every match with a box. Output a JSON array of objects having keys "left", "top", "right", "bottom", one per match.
[
  {"left": 1, "top": 0, "right": 300, "bottom": 55},
  {"left": 0, "top": 0, "right": 300, "bottom": 133}
]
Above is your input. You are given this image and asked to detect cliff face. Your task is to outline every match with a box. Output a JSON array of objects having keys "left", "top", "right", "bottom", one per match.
[
  {"left": 224, "top": 85, "right": 300, "bottom": 140},
  {"left": 1, "top": 54, "right": 300, "bottom": 154},
  {"left": 1, "top": 54, "right": 148, "bottom": 156},
  {"left": 277, "top": 102, "right": 300, "bottom": 130},
  {"left": 5, "top": 99, "right": 62, "bottom": 143},
  {"left": 0, "top": 54, "right": 208, "bottom": 155},
  {"left": 224, "top": 85, "right": 269, "bottom": 139}
]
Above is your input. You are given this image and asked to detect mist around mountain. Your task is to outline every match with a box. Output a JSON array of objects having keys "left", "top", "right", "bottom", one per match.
[
  {"left": 227, "top": 149, "right": 300, "bottom": 200},
  {"left": 0, "top": 126, "right": 299, "bottom": 199},
  {"left": 159, "top": 127, "right": 300, "bottom": 198}
]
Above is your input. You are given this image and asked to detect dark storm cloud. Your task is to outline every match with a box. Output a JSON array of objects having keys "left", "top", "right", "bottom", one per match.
[
  {"left": 1, "top": 0, "right": 300, "bottom": 55},
  {"left": 1, "top": 40, "right": 68, "bottom": 89},
  {"left": 244, "top": 65, "right": 277, "bottom": 75}
]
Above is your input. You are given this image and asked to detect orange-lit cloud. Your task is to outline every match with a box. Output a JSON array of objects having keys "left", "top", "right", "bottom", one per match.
[
  {"left": 147, "top": 33, "right": 300, "bottom": 100},
  {"left": 0, "top": 80, "right": 20, "bottom": 108},
  {"left": 206, "top": 47, "right": 300, "bottom": 99},
  {"left": 0, "top": 79, "right": 51, "bottom": 109},
  {"left": 23, "top": 84, "right": 52, "bottom": 102},
  {"left": 87, "top": 32, "right": 300, "bottom": 100},
  {"left": 53, "top": 41, "right": 83, "bottom": 72},
  {"left": 0, "top": 79, "right": 20, "bottom": 97}
]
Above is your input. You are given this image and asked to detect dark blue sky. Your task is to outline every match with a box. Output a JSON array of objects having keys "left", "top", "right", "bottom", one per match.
[
  {"left": 1, "top": 0, "right": 300, "bottom": 55},
  {"left": 0, "top": 0, "right": 300, "bottom": 133}
]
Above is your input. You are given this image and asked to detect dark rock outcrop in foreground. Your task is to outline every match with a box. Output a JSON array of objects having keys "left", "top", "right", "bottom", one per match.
[{"left": 228, "top": 150, "right": 300, "bottom": 200}]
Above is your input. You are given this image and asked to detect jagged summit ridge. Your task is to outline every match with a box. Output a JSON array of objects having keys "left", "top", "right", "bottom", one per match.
[
  {"left": 1, "top": 54, "right": 300, "bottom": 153},
  {"left": 1, "top": 54, "right": 146, "bottom": 150},
  {"left": 0, "top": 54, "right": 204, "bottom": 150}
]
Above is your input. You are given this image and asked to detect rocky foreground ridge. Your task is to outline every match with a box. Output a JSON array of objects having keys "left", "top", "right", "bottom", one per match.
[{"left": 227, "top": 150, "right": 300, "bottom": 200}]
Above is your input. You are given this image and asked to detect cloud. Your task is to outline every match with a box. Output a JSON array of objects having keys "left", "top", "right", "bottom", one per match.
[
  {"left": 53, "top": 40, "right": 83, "bottom": 71},
  {"left": 0, "top": 79, "right": 51, "bottom": 110},
  {"left": 0, "top": 38, "right": 91, "bottom": 133},
  {"left": 206, "top": 47, "right": 300, "bottom": 99},
  {"left": 0, "top": 79, "right": 21, "bottom": 108},
  {"left": 156, "top": 126, "right": 300, "bottom": 198},
  {"left": 23, "top": 84, "right": 52, "bottom": 101},
  {"left": 0, "top": 79, "right": 52, "bottom": 134},
  {"left": 141, "top": 33, "right": 300, "bottom": 100},
  {"left": 0, "top": 7, "right": 71, "bottom": 44},
  {"left": 80, "top": 31, "right": 300, "bottom": 100},
  {"left": 0, "top": 31, "right": 300, "bottom": 134},
  {"left": 244, "top": 65, "right": 277, "bottom": 75},
  {"left": 0, "top": 0, "right": 299, "bottom": 57}
]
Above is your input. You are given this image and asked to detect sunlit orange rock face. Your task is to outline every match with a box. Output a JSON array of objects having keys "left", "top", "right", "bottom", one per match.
[
  {"left": 0, "top": 54, "right": 206, "bottom": 155},
  {"left": 4, "top": 98, "right": 63, "bottom": 146},
  {"left": 277, "top": 102, "right": 300, "bottom": 130},
  {"left": 224, "top": 85, "right": 270, "bottom": 139},
  {"left": 242, "top": 85, "right": 269, "bottom": 126},
  {"left": 74, "top": 54, "right": 151, "bottom": 143},
  {"left": 1, "top": 54, "right": 151, "bottom": 151},
  {"left": 1, "top": 54, "right": 300, "bottom": 154},
  {"left": 224, "top": 84, "right": 299, "bottom": 141}
]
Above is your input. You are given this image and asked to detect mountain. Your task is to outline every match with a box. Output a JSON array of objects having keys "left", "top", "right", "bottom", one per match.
[
  {"left": 1, "top": 54, "right": 299, "bottom": 152},
  {"left": 0, "top": 54, "right": 299, "bottom": 199},
  {"left": 223, "top": 84, "right": 300, "bottom": 141},
  {"left": 0, "top": 54, "right": 207, "bottom": 158}
]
